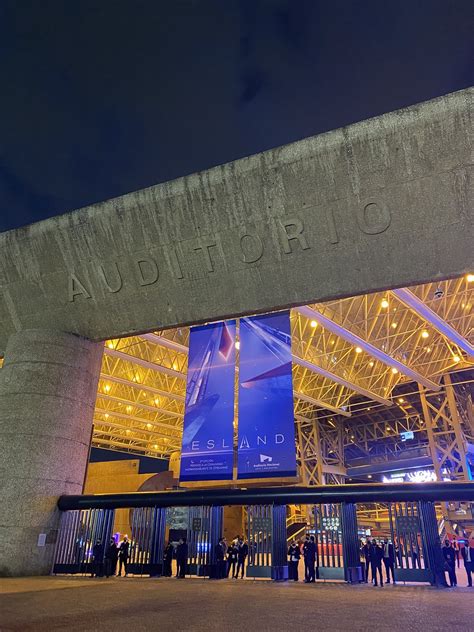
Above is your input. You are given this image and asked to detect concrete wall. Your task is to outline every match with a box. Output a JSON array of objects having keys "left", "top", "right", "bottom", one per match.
[{"left": 1, "top": 89, "right": 472, "bottom": 355}]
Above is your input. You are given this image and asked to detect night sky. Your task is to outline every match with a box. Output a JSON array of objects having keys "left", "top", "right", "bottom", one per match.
[{"left": 0, "top": 0, "right": 472, "bottom": 233}]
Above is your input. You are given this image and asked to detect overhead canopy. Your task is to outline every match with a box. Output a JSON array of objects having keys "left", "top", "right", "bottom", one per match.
[{"left": 0, "top": 88, "right": 472, "bottom": 355}]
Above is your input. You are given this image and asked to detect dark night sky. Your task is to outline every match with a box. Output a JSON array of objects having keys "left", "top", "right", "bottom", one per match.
[{"left": 0, "top": 0, "right": 472, "bottom": 233}]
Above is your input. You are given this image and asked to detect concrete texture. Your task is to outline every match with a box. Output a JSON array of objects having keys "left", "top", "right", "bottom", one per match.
[
  {"left": 0, "top": 89, "right": 472, "bottom": 355},
  {"left": 1, "top": 576, "right": 472, "bottom": 631},
  {"left": 0, "top": 331, "right": 103, "bottom": 576}
]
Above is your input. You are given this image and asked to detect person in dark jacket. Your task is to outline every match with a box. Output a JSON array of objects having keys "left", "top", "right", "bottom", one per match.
[
  {"left": 91, "top": 540, "right": 104, "bottom": 577},
  {"left": 442, "top": 539, "right": 457, "bottom": 587},
  {"left": 236, "top": 538, "right": 249, "bottom": 579},
  {"left": 303, "top": 535, "right": 317, "bottom": 583},
  {"left": 117, "top": 535, "right": 130, "bottom": 577},
  {"left": 460, "top": 540, "right": 474, "bottom": 587},
  {"left": 369, "top": 539, "right": 384, "bottom": 587},
  {"left": 361, "top": 541, "right": 371, "bottom": 582},
  {"left": 226, "top": 542, "right": 238, "bottom": 578},
  {"left": 104, "top": 538, "right": 118, "bottom": 578},
  {"left": 214, "top": 538, "right": 227, "bottom": 579},
  {"left": 288, "top": 540, "right": 301, "bottom": 581},
  {"left": 176, "top": 537, "right": 188, "bottom": 578},
  {"left": 382, "top": 538, "right": 396, "bottom": 584},
  {"left": 163, "top": 541, "right": 174, "bottom": 577}
]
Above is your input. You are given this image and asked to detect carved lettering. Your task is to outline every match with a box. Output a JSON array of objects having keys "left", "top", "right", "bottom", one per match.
[
  {"left": 357, "top": 201, "right": 391, "bottom": 235},
  {"left": 325, "top": 208, "right": 339, "bottom": 244},
  {"left": 278, "top": 218, "right": 310, "bottom": 253},
  {"left": 239, "top": 232, "right": 264, "bottom": 263},
  {"left": 98, "top": 262, "right": 123, "bottom": 293},
  {"left": 68, "top": 273, "right": 92, "bottom": 302},
  {"left": 168, "top": 247, "right": 184, "bottom": 279},
  {"left": 194, "top": 238, "right": 217, "bottom": 272},
  {"left": 136, "top": 258, "right": 159, "bottom": 286}
]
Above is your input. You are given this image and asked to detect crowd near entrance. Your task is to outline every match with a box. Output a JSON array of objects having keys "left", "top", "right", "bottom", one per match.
[{"left": 52, "top": 489, "right": 474, "bottom": 588}]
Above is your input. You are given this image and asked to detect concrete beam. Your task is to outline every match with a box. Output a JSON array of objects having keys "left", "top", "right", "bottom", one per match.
[{"left": 0, "top": 89, "right": 472, "bottom": 355}]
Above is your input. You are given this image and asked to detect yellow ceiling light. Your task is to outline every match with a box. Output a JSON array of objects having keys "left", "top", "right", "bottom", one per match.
[
  {"left": 147, "top": 423, "right": 152, "bottom": 429},
  {"left": 369, "top": 361, "right": 374, "bottom": 367},
  {"left": 126, "top": 405, "right": 132, "bottom": 413},
  {"left": 153, "top": 444, "right": 158, "bottom": 449},
  {"left": 104, "top": 413, "right": 109, "bottom": 419},
  {"left": 453, "top": 355, "right": 461, "bottom": 363},
  {"left": 154, "top": 397, "right": 160, "bottom": 406},
  {"left": 398, "top": 398, "right": 404, "bottom": 403},
  {"left": 310, "top": 320, "right": 318, "bottom": 328},
  {"left": 107, "top": 341, "right": 114, "bottom": 349},
  {"left": 467, "top": 273, "right": 474, "bottom": 282},
  {"left": 235, "top": 341, "right": 240, "bottom": 350},
  {"left": 355, "top": 346, "right": 362, "bottom": 353},
  {"left": 391, "top": 322, "right": 397, "bottom": 329},
  {"left": 381, "top": 298, "right": 389, "bottom": 309},
  {"left": 391, "top": 367, "right": 398, "bottom": 374},
  {"left": 104, "top": 384, "right": 111, "bottom": 393},
  {"left": 421, "top": 330, "right": 429, "bottom": 339}
]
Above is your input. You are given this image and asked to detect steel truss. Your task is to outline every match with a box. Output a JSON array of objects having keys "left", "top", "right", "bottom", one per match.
[{"left": 420, "top": 374, "right": 472, "bottom": 482}]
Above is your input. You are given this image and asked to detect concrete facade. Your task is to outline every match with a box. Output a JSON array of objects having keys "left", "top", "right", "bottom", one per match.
[
  {"left": 0, "top": 331, "right": 103, "bottom": 576},
  {"left": 0, "top": 89, "right": 472, "bottom": 355},
  {"left": 0, "top": 89, "right": 473, "bottom": 576}
]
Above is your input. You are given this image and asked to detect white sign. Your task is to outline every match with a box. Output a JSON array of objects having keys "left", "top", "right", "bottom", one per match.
[{"left": 37, "top": 533, "right": 47, "bottom": 547}]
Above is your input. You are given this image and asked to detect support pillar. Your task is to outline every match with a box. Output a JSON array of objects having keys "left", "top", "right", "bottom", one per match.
[
  {"left": 0, "top": 330, "right": 103, "bottom": 576},
  {"left": 271, "top": 504, "right": 288, "bottom": 581},
  {"left": 341, "top": 502, "right": 363, "bottom": 583}
]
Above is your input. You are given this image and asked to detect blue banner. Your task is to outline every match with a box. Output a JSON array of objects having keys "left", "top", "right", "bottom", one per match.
[
  {"left": 237, "top": 311, "right": 296, "bottom": 479},
  {"left": 180, "top": 320, "right": 236, "bottom": 482}
]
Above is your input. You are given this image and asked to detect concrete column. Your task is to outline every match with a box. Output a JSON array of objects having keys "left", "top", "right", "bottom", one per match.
[{"left": 0, "top": 330, "right": 103, "bottom": 576}]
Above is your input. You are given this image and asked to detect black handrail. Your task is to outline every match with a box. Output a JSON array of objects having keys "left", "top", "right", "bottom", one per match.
[{"left": 58, "top": 481, "right": 474, "bottom": 510}]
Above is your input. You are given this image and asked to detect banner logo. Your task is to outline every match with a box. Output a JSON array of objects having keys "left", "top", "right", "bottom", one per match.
[{"left": 237, "top": 311, "right": 297, "bottom": 479}]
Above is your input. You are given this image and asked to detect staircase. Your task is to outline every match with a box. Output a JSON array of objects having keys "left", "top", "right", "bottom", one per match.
[{"left": 286, "top": 515, "right": 308, "bottom": 543}]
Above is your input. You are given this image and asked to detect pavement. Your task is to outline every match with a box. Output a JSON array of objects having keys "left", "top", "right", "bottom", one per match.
[{"left": 0, "top": 576, "right": 472, "bottom": 632}]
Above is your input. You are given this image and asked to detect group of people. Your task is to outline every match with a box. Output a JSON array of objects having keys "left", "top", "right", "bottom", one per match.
[
  {"left": 163, "top": 537, "right": 189, "bottom": 578},
  {"left": 215, "top": 536, "right": 249, "bottom": 578},
  {"left": 91, "top": 536, "right": 130, "bottom": 578},
  {"left": 162, "top": 536, "right": 249, "bottom": 579},
  {"left": 442, "top": 538, "right": 473, "bottom": 588},
  {"left": 360, "top": 539, "right": 396, "bottom": 587},
  {"left": 90, "top": 531, "right": 473, "bottom": 588},
  {"left": 287, "top": 535, "right": 317, "bottom": 582}
]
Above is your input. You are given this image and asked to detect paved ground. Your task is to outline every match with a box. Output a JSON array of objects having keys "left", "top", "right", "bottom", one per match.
[{"left": 0, "top": 576, "right": 472, "bottom": 632}]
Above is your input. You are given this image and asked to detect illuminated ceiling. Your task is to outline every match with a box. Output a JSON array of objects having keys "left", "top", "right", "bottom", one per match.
[{"left": 93, "top": 274, "right": 473, "bottom": 459}]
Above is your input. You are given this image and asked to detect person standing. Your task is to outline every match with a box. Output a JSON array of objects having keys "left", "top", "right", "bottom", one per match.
[
  {"left": 442, "top": 539, "right": 457, "bottom": 587},
  {"left": 226, "top": 541, "right": 238, "bottom": 578},
  {"left": 288, "top": 540, "right": 301, "bottom": 581},
  {"left": 361, "top": 540, "right": 371, "bottom": 582},
  {"left": 214, "top": 538, "right": 226, "bottom": 579},
  {"left": 104, "top": 538, "right": 118, "bottom": 578},
  {"left": 163, "top": 541, "right": 173, "bottom": 577},
  {"left": 382, "top": 538, "right": 396, "bottom": 584},
  {"left": 303, "top": 535, "right": 316, "bottom": 583},
  {"left": 460, "top": 539, "right": 473, "bottom": 587},
  {"left": 236, "top": 538, "right": 248, "bottom": 579},
  {"left": 453, "top": 538, "right": 460, "bottom": 568},
  {"left": 369, "top": 539, "right": 384, "bottom": 587},
  {"left": 91, "top": 539, "right": 104, "bottom": 577},
  {"left": 176, "top": 537, "right": 188, "bottom": 578},
  {"left": 117, "top": 535, "right": 130, "bottom": 577}
]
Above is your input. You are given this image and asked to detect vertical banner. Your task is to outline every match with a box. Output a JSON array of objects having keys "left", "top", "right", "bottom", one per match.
[
  {"left": 237, "top": 311, "right": 296, "bottom": 479},
  {"left": 180, "top": 320, "right": 236, "bottom": 481}
]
